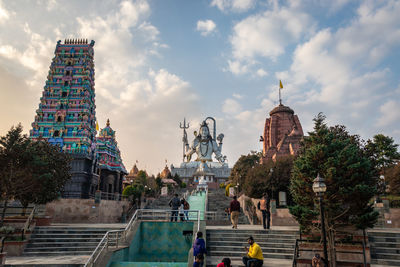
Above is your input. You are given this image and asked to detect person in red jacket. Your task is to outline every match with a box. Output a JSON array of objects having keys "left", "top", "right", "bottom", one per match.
[
  {"left": 229, "top": 196, "right": 240, "bottom": 229},
  {"left": 217, "top": 258, "right": 231, "bottom": 267}
]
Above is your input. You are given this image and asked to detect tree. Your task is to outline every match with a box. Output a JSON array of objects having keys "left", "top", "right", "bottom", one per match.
[
  {"left": 229, "top": 152, "right": 261, "bottom": 190},
  {"left": 386, "top": 163, "right": 400, "bottom": 195},
  {"left": 15, "top": 139, "right": 71, "bottom": 211},
  {"left": 0, "top": 124, "right": 31, "bottom": 226},
  {"left": 365, "top": 134, "right": 400, "bottom": 195},
  {"left": 0, "top": 125, "right": 71, "bottom": 225},
  {"left": 243, "top": 156, "right": 294, "bottom": 201},
  {"left": 172, "top": 173, "right": 183, "bottom": 187},
  {"left": 136, "top": 170, "right": 147, "bottom": 186},
  {"left": 289, "top": 113, "right": 378, "bottom": 266},
  {"left": 365, "top": 134, "right": 400, "bottom": 171},
  {"left": 155, "top": 174, "right": 163, "bottom": 193},
  {"left": 122, "top": 184, "right": 143, "bottom": 206}
]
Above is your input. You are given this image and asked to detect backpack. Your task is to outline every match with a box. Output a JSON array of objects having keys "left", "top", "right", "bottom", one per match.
[{"left": 184, "top": 201, "right": 190, "bottom": 210}]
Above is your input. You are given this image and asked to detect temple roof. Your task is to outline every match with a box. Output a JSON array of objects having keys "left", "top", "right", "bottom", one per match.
[
  {"left": 269, "top": 104, "right": 294, "bottom": 116},
  {"left": 128, "top": 164, "right": 139, "bottom": 177},
  {"left": 96, "top": 119, "right": 127, "bottom": 174},
  {"left": 160, "top": 165, "right": 171, "bottom": 179},
  {"left": 99, "top": 119, "right": 115, "bottom": 138}
]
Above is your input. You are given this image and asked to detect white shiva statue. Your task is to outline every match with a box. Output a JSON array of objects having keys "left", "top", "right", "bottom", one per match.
[{"left": 183, "top": 119, "right": 226, "bottom": 163}]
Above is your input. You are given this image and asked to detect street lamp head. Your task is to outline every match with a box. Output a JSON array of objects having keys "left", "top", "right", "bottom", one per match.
[{"left": 312, "top": 173, "right": 327, "bottom": 195}]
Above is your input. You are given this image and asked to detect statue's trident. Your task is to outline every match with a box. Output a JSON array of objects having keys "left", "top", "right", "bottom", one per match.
[{"left": 180, "top": 118, "right": 190, "bottom": 162}]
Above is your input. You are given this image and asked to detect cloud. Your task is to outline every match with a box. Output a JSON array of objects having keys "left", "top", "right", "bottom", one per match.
[
  {"left": 196, "top": 19, "right": 216, "bottom": 36},
  {"left": 289, "top": 1, "right": 400, "bottom": 106},
  {"left": 211, "top": 0, "right": 255, "bottom": 13},
  {"left": 377, "top": 100, "right": 400, "bottom": 127},
  {"left": 232, "top": 93, "right": 243, "bottom": 99},
  {"left": 222, "top": 98, "right": 242, "bottom": 114},
  {"left": 226, "top": 59, "right": 250, "bottom": 75},
  {"left": 256, "top": 68, "right": 268, "bottom": 77},
  {"left": 225, "top": 2, "right": 314, "bottom": 75},
  {"left": 231, "top": 4, "right": 313, "bottom": 61},
  {"left": 0, "top": 1, "right": 9, "bottom": 23}
]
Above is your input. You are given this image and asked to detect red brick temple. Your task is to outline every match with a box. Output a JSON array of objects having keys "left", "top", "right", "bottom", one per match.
[{"left": 261, "top": 103, "right": 304, "bottom": 163}]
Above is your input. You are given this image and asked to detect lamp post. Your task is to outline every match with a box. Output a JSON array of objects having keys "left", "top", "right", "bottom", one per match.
[{"left": 313, "top": 173, "right": 328, "bottom": 267}]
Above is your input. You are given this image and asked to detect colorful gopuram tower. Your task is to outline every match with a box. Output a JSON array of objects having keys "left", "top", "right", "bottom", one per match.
[
  {"left": 30, "top": 39, "right": 98, "bottom": 198},
  {"left": 96, "top": 119, "right": 127, "bottom": 198}
]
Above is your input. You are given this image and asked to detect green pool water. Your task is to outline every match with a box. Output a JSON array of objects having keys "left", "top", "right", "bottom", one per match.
[
  {"left": 187, "top": 191, "right": 206, "bottom": 220},
  {"left": 107, "top": 221, "right": 194, "bottom": 267}
]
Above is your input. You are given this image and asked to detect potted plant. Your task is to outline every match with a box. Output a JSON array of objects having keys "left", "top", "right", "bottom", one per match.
[{"left": 0, "top": 226, "right": 16, "bottom": 264}]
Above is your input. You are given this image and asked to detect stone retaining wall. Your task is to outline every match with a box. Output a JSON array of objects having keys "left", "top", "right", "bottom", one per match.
[
  {"left": 238, "top": 194, "right": 298, "bottom": 226},
  {"left": 45, "top": 198, "right": 130, "bottom": 223}
]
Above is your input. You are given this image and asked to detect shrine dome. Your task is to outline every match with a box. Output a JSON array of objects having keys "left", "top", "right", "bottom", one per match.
[{"left": 99, "top": 119, "right": 115, "bottom": 138}]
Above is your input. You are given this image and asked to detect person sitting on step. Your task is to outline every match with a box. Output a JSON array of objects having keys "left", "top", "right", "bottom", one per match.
[{"left": 242, "top": 236, "right": 263, "bottom": 267}]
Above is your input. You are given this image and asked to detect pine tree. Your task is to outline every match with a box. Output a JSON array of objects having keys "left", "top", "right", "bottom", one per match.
[{"left": 289, "top": 113, "right": 378, "bottom": 266}]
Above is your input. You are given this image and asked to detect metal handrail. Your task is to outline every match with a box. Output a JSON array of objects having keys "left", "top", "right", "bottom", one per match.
[
  {"left": 84, "top": 209, "right": 201, "bottom": 267},
  {"left": 205, "top": 189, "right": 209, "bottom": 214},
  {"left": 292, "top": 239, "right": 299, "bottom": 267},
  {"left": 22, "top": 206, "right": 36, "bottom": 240}
]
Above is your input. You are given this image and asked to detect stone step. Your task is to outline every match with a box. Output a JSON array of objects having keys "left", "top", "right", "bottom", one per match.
[
  {"left": 207, "top": 238, "right": 296, "bottom": 246},
  {"left": 23, "top": 251, "right": 93, "bottom": 256},
  {"left": 31, "top": 233, "right": 106, "bottom": 238},
  {"left": 369, "top": 236, "right": 400, "bottom": 243},
  {"left": 206, "top": 256, "right": 292, "bottom": 267},
  {"left": 371, "top": 247, "right": 400, "bottom": 255},
  {"left": 208, "top": 250, "right": 293, "bottom": 259},
  {"left": 24, "top": 246, "right": 96, "bottom": 252},
  {"left": 371, "top": 258, "right": 400, "bottom": 266},
  {"left": 207, "top": 232, "right": 297, "bottom": 238},
  {"left": 207, "top": 229, "right": 299, "bottom": 235},
  {"left": 26, "top": 242, "right": 101, "bottom": 248},
  {"left": 26, "top": 237, "right": 103, "bottom": 243},
  {"left": 368, "top": 232, "right": 400, "bottom": 238},
  {"left": 5, "top": 264, "right": 84, "bottom": 267},
  {"left": 32, "top": 228, "right": 112, "bottom": 233},
  {"left": 370, "top": 252, "right": 400, "bottom": 260},
  {"left": 369, "top": 241, "right": 400, "bottom": 248},
  {"left": 208, "top": 241, "right": 294, "bottom": 248},
  {"left": 208, "top": 245, "right": 294, "bottom": 254}
]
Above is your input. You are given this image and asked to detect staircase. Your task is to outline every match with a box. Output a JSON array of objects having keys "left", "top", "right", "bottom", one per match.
[
  {"left": 207, "top": 189, "right": 249, "bottom": 225},
  {"left": 369, "top": 230, "right": 400, "bottom": 266},
  {"left": 23, "top": 225, "right": 124, "bottom": 257},
  {"left": 206, "top": 228, "right": 298, "bottom": 267}
]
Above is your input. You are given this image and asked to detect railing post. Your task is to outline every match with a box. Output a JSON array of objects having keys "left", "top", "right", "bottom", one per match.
[
  {"left": 116, "top": 232, "right": 119, "bottom": 248},
  {"left": 106, "top": 233, "right": 109, "bottom": 250}
]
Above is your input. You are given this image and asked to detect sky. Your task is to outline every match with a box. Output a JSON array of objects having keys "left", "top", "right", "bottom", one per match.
[{"left": 0, "top": 0, "right": 400, "bottom": 175}]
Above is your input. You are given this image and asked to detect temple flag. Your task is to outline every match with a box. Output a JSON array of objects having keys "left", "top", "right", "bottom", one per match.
[
  {"left": 279, "top": 80, "right": 283, "bottom": 89},
  {"left": 96, "top": 120, "right": 99, "bottom": 131}
]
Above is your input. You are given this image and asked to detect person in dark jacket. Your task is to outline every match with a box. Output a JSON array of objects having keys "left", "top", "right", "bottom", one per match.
[
  {"left": 169, "top": 194, "right": 180, "bottom": 222},
  {"left": 193, "top": 231, "right": 206, "bottom": 267}
]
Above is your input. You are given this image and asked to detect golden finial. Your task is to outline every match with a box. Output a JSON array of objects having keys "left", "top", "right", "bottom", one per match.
[{"left": 106, "top": 119, "right": 110, "bottom": 127}]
